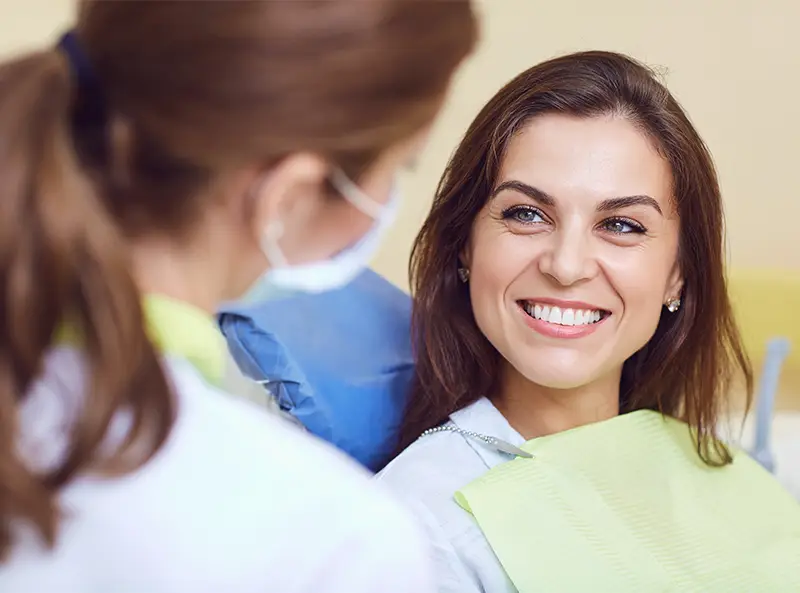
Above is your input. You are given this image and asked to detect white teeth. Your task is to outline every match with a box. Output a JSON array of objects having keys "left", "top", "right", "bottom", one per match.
[{"left": 524, "top": 302, "right": 605, "bottom": 326}]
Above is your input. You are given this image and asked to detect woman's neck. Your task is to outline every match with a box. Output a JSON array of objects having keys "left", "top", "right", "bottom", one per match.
[
  {"left": 493, "top": 362, "right": 622, "bottom": 440},
  {"left": 130, "top": 237, "right": 233, "bottom": 314}
]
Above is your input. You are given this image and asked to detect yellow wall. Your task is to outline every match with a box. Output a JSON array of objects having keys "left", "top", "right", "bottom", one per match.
[{"left": 0, "top": 1, "right": 72, "bottom": 56}]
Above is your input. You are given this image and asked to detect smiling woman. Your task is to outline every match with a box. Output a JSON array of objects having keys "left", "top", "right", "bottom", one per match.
[
  {"left": 377, "top": 51, "right": 800, "bottom": 593},
  {"left": 396, "top": 52, "right": 739, "bottom": 456}
]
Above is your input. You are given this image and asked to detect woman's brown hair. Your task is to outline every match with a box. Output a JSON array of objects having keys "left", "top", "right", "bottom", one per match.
[
  {"left": 399, "top": 51, "right": 751, "bottom": 465},
  {"left": 0, "top": 1, "right": 476, "bottom": 558}
]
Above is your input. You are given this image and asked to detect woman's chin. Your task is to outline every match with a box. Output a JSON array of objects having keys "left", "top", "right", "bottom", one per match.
[
  {"left": 522, "top": 371, "right": 595, "bottom": 391},
  {"left": 510, "top": 356, "right": 612, "bottom": 392}
]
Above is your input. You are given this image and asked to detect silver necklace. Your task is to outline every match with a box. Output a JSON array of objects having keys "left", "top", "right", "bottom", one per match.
[{"left": 420, "top": 424, "right": 534, "bottom": 459}]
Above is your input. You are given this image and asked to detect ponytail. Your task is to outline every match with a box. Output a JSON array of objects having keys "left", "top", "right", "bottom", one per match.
[{"left": 0, "top": 50, "right": 174, "bottom": 559}]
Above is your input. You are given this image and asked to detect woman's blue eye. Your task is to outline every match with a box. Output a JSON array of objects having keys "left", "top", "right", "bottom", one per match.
[
  {"left": 603, "top": 218, "right": 645, "bottom": 234},
  {"left": 503, "top": 206, "right": 544, "bottom": 224}
]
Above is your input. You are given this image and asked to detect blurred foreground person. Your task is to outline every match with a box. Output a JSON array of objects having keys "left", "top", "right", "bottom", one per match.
[{"left": 0, "top": 2, "right": 476, "bottom": 591}]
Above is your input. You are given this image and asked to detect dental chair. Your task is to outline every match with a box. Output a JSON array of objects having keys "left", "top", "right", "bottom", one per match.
[
  {"left": 217, "top": 269, "right": 414, "bottom": 472},
  {"left": 727, "top": 268, "right": 800, "bottom": 495}
]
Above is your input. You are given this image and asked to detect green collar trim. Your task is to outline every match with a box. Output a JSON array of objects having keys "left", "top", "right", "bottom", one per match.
[
  {"left": 57, "top": 294, "right": 226, "bottom": 385},
  {"left": 142, "top": 294, "right": 226, "bottom": 385}
]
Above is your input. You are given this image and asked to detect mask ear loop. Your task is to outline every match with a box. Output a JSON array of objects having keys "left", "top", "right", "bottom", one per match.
[
  {"left": 262, "top": 220, "right": 290, "bottom": 268},
  {"left": 249, "top": 168, "right": 291, "bottom": 268},
  {"left": 262, "top": 169, "right": 384, "bottom": 270},
  {"left": 329, "top": 168, "right": 384, "bottom": 219}
]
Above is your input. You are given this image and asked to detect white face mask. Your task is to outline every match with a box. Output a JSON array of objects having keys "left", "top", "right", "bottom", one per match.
[{"left": 250, "top": 169, "right": 399, "bottom": 298}]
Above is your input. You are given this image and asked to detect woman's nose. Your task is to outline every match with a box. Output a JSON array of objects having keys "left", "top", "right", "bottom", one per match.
[{"left": 537, "top": 229, "right": 598, "bottom": 287}]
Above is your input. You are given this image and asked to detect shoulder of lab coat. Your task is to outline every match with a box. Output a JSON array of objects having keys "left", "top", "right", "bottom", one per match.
[
  {"left": 377, "top": 397, "right": 522, "bottom": 593},
  {"left": 3, "top": 347, "right": 434, "bottom": 593}
]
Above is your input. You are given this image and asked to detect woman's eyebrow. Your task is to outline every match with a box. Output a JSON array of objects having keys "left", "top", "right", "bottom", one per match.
[
  {"left": 597, "top": 195, "right": 662, "bottom": 215},
  {"left": 491, "top": 180, "right": 555, "bottom": 206}
]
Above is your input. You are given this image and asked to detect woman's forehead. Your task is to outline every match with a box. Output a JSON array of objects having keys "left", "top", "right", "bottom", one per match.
[{"left": 497, "top": 114, "right": 673, "bottom": 211}]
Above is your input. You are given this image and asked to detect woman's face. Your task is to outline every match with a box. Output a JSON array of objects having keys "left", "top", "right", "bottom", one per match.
[{"left": 463, "top": 114, "right": 682, "bottom": 392}]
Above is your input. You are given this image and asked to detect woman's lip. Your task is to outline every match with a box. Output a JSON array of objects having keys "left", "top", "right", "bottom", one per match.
[
  {"left": 517, "top": 297, "right": 608, "bottom": 312},
  {"left": 517, "top": 302, "right": 607, "bottom": 339}
]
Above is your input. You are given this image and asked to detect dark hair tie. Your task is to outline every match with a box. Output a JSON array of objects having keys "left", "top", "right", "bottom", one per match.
[{"left": 57, "top": 30, "right": 108, "bottom": 128}]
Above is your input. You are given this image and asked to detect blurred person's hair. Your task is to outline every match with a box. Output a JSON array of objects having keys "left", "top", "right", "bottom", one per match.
[{"left": 0, "top": 0, "right": 477, "bottom": 558}]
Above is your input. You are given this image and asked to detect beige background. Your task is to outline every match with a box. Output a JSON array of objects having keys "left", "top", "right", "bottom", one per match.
[{"left": 3, "top": 1, "right": 798, "bottom": 392}]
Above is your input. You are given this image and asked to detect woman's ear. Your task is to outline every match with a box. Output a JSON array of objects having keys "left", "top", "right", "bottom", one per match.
[
  {"left": 459, "top": 241, "right": 472, "bottom": 271},
  {"left": 248, "top": 153, "right": 329, "bottom": 237},
  {"left": 456, "top": 243, "right": 473, "bottom": 283},
  {"left": 664, "top": 262, "right": 683, "bottom": 303}
]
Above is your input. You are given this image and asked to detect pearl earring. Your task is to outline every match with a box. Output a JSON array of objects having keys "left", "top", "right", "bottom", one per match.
[
  {"left": 666, "top": 297, "right": 681, "bottom": 313},
  {"left": 458, "top": 267, "right": 470, "bottom": 283}
]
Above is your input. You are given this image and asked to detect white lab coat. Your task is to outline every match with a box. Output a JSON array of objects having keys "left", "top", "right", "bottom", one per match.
[
  {"left": 1, "top": 347, "right": 434, "bottom": 593},
  {"left": 377, "top": 397, "right": 521, "bottom": 593}
]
